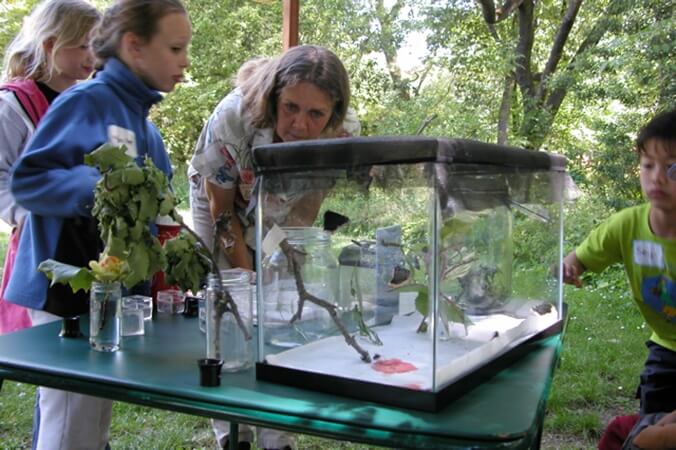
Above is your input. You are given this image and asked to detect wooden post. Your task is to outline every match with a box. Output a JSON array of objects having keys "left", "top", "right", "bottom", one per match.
[{"left": 283, "top": 0, "right": 299, "bottom": 50}]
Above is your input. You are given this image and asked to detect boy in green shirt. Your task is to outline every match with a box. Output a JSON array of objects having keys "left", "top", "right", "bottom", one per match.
[{"left": 563, "top": 109, "right": 676, "bottom": 418}]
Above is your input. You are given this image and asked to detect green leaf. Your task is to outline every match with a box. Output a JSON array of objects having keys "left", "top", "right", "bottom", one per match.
[
  {"left": 394, "top": 282, "right": 428, "bottom": 293},
  {"left": 121, "top": 166, "right": 145, "bottom": 185},
  {"left": 37, "top": 259, "right": 95, "bottom": 293},
  {"left": 442, "top": 297, "right": 471, "bottom": 326},
  {"left": 158, "top": 194, "right": 175, "bottom": 216},
  {"left": 85, "top": 144, "right": 132, "bottom": 171},
  {"left": 125, "top": 245, "right": 150, "bottom": 288},
  {"left": 135, "top": 186, "right": 158, "bottom": 223},
  {"left": 414, "top": 286, "right": 429, "bottom": 316},
  {"left": 106, "top": 234, "right": 126, "bottom": 258}
]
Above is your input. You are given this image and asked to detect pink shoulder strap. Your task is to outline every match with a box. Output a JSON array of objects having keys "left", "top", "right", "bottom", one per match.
[{"left": 0, "top": 79, "right": 49, "bottom": 127}]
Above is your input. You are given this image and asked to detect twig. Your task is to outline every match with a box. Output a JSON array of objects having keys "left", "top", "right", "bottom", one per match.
[
  {"left": 415, "top": 113, "right": 438, "bottom": 135},
  {"left": 170, "top": 211, "right": 250, "bottom": 340},
  {"left": 278, "top": 238, "right": 372, "bottom": 362}
]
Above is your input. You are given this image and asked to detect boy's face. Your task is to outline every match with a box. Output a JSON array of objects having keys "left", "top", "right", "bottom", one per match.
[{"left": 640, "top": 138, "right": 676, "bottom": 213}]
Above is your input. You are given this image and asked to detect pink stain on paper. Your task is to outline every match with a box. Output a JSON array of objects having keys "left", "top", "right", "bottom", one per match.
[{"left": 372, "top": 358, "right": 417, "bottom": 375}]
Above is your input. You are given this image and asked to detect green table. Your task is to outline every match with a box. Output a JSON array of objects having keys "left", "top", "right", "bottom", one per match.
[{"left": 0, "top": 314, "right": 562, "bottom": 449}]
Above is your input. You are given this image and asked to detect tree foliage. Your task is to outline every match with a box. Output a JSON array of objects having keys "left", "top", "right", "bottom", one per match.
[{"left": 0, "top": 0, "right": 673, "bottom": 210}]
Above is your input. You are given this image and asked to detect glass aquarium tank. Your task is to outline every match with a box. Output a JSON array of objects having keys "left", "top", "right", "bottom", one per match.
[{"left": 253, "top": 137, "right": 567, "bottom": 411}]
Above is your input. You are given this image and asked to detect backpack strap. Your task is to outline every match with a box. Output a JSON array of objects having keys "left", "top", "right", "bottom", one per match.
[{"left": 0, "top": 79, "right": 49, "bottom": 127}]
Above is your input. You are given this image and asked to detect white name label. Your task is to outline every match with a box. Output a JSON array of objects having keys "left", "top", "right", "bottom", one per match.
[
  {"left": 108, "top": 125, "right": 137, "bottom": 158},
  {"left": 633, "top": 240, "right": 664, "bottom": 269}
]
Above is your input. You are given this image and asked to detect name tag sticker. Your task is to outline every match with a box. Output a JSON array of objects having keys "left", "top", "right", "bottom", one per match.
[
  {"left": 633, "top": 240, "right": 664, "bottom": 269},
  {"left": 108, "top": 125, "right": 137, "bottom": 158}
]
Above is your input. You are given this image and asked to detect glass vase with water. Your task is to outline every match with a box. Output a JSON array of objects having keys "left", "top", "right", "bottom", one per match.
[{"left": 89, "top": 281, "right": 122, "bottom": 352}]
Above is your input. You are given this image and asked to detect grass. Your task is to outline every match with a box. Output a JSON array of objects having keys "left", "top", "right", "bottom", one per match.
[{"left": 0, "top": 229, "right": 648, "bottom": 449}]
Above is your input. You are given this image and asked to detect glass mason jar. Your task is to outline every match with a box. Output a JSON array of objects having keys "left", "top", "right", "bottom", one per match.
[
  {"left": 205, "top": 271, "right": 254, "bottom": 372},
  {"left": 260, "top": 227, "right": 339, "bottom": 348},
  {"left": 205, "top": 273, "right": 222, "bottom": 360},
  {"left": 197, "top": 289, "right": 207, "bottom": 333},
  {"left": 220, "top": 269, "right": 253, "bottom": 372},
  {"left": 89, "top": 281, "right": 122, "bottom": 352}
]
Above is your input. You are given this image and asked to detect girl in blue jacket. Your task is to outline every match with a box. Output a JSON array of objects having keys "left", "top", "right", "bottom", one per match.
[{"left": 7, "top": 1, "right": 191, "bottom": 448}]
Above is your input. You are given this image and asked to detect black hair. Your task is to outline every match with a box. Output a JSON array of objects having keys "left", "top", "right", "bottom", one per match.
[{"left": 636, "top": 109, "right": 676, "bottom": 155}]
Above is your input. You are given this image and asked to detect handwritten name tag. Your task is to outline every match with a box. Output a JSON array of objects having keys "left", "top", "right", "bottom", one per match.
[
  {"left": 108, "top": 125, "right": 137, "bottom": 158},
  {"left": 633, "top": 240, "right": 664, "bottom": 269}
]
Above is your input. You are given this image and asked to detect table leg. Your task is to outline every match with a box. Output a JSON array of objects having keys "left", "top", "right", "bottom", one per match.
[
  {"left": 532, "top": 421, "right": 543, "bottom": 449},
  {"left": 229, "top": 422, "right": 239, "bottom": 450}
]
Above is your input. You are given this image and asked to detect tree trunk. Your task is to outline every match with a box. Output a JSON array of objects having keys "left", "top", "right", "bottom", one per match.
[
  {"left": 511, "top": 0, "right": 631, "bottom": 149},
  {"left": 374, "top": 0, "right": 410, "bottom": 100},
  {"left": 497, "top": 72, "right": 515, "bottom": 145}
]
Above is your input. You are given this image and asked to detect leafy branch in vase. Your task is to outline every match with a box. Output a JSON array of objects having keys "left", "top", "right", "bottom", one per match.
[{"left": 38, "top": 144, "right": 249, "bottom": 341}]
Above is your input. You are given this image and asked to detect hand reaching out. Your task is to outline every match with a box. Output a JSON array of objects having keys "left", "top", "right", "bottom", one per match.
[
  {"left": 562, "top": 262, "right": 582, "bottom": 288},
  {"left": 561, "top": 251, "right": 585, "bottom": 288}
]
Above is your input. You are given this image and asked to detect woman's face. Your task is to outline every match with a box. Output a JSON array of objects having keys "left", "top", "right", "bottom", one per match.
[{"left": 275, "top": 81, "right": 333, "bottom": 142}]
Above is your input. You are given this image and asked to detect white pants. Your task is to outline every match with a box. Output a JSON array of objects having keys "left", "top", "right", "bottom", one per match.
[{"left": 29, "top": 309, "right": 113, "bottom": 450}]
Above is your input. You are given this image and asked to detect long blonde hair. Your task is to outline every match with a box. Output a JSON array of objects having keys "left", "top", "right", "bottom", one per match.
[{"left": 2, "top": 0, "right": 100, "bottom": 82}]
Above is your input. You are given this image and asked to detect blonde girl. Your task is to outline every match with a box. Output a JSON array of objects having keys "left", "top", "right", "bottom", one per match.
[{"left": 0, "top": 0, "right": 100, "bottom": 335}]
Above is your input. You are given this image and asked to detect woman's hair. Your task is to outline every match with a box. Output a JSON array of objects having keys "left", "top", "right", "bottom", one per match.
[
  {"left": 636, "top": 109, "right": 676, "bottom": 156},
  {"left": 2, "top": 0, "right": 100, "bottom": 82},
  {"left": 234, "top": 56, "right": 270, "bottom": 87},
  {"left": 239, "top": 45, "right": 351, "bottom": 132},
  {"left": 92, "top": 0, "right": 187, "bottom": 67}
]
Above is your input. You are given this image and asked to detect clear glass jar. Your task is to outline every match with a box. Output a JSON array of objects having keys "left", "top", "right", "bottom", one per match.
[
  {"left": 260, "top": 227, "right": 339, "bottom": 348},
  {"left": 89, "top": 281, "right": 122, "bottom": 352},
  {"left": 205, "top": 271, "right": 254, "bottom": 372},
  {"left": 205, "top": 273, "right": 222, "bottom": 360},
  {"left": 220, "top": 269, "right": 253, "bottom": 372},
  {"left": 197, "top": 289, "right": 207, "bottom": 333}
]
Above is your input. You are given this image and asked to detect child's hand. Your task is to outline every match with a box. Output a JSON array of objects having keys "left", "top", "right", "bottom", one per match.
[
  {"left": 562, "top": 262, "right": 582, "bottom": 288},
  {"left": 656, "top": 410, "right": 676, "bottom": 426},
  {"left": 633, "top": 411, "right": 676, "bottom": 449},
  {"left": 561, "top": 251, "right": 584, "bottom": 288}
]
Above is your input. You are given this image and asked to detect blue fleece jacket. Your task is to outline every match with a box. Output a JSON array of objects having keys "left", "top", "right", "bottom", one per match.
[{"left": 7, "top": 57, "right": 172, "bottom": 311}]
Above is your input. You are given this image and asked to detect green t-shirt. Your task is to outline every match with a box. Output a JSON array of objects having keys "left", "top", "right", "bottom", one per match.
[{"left": 576, "top": 203, "right": 676, "bottom": 351}]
